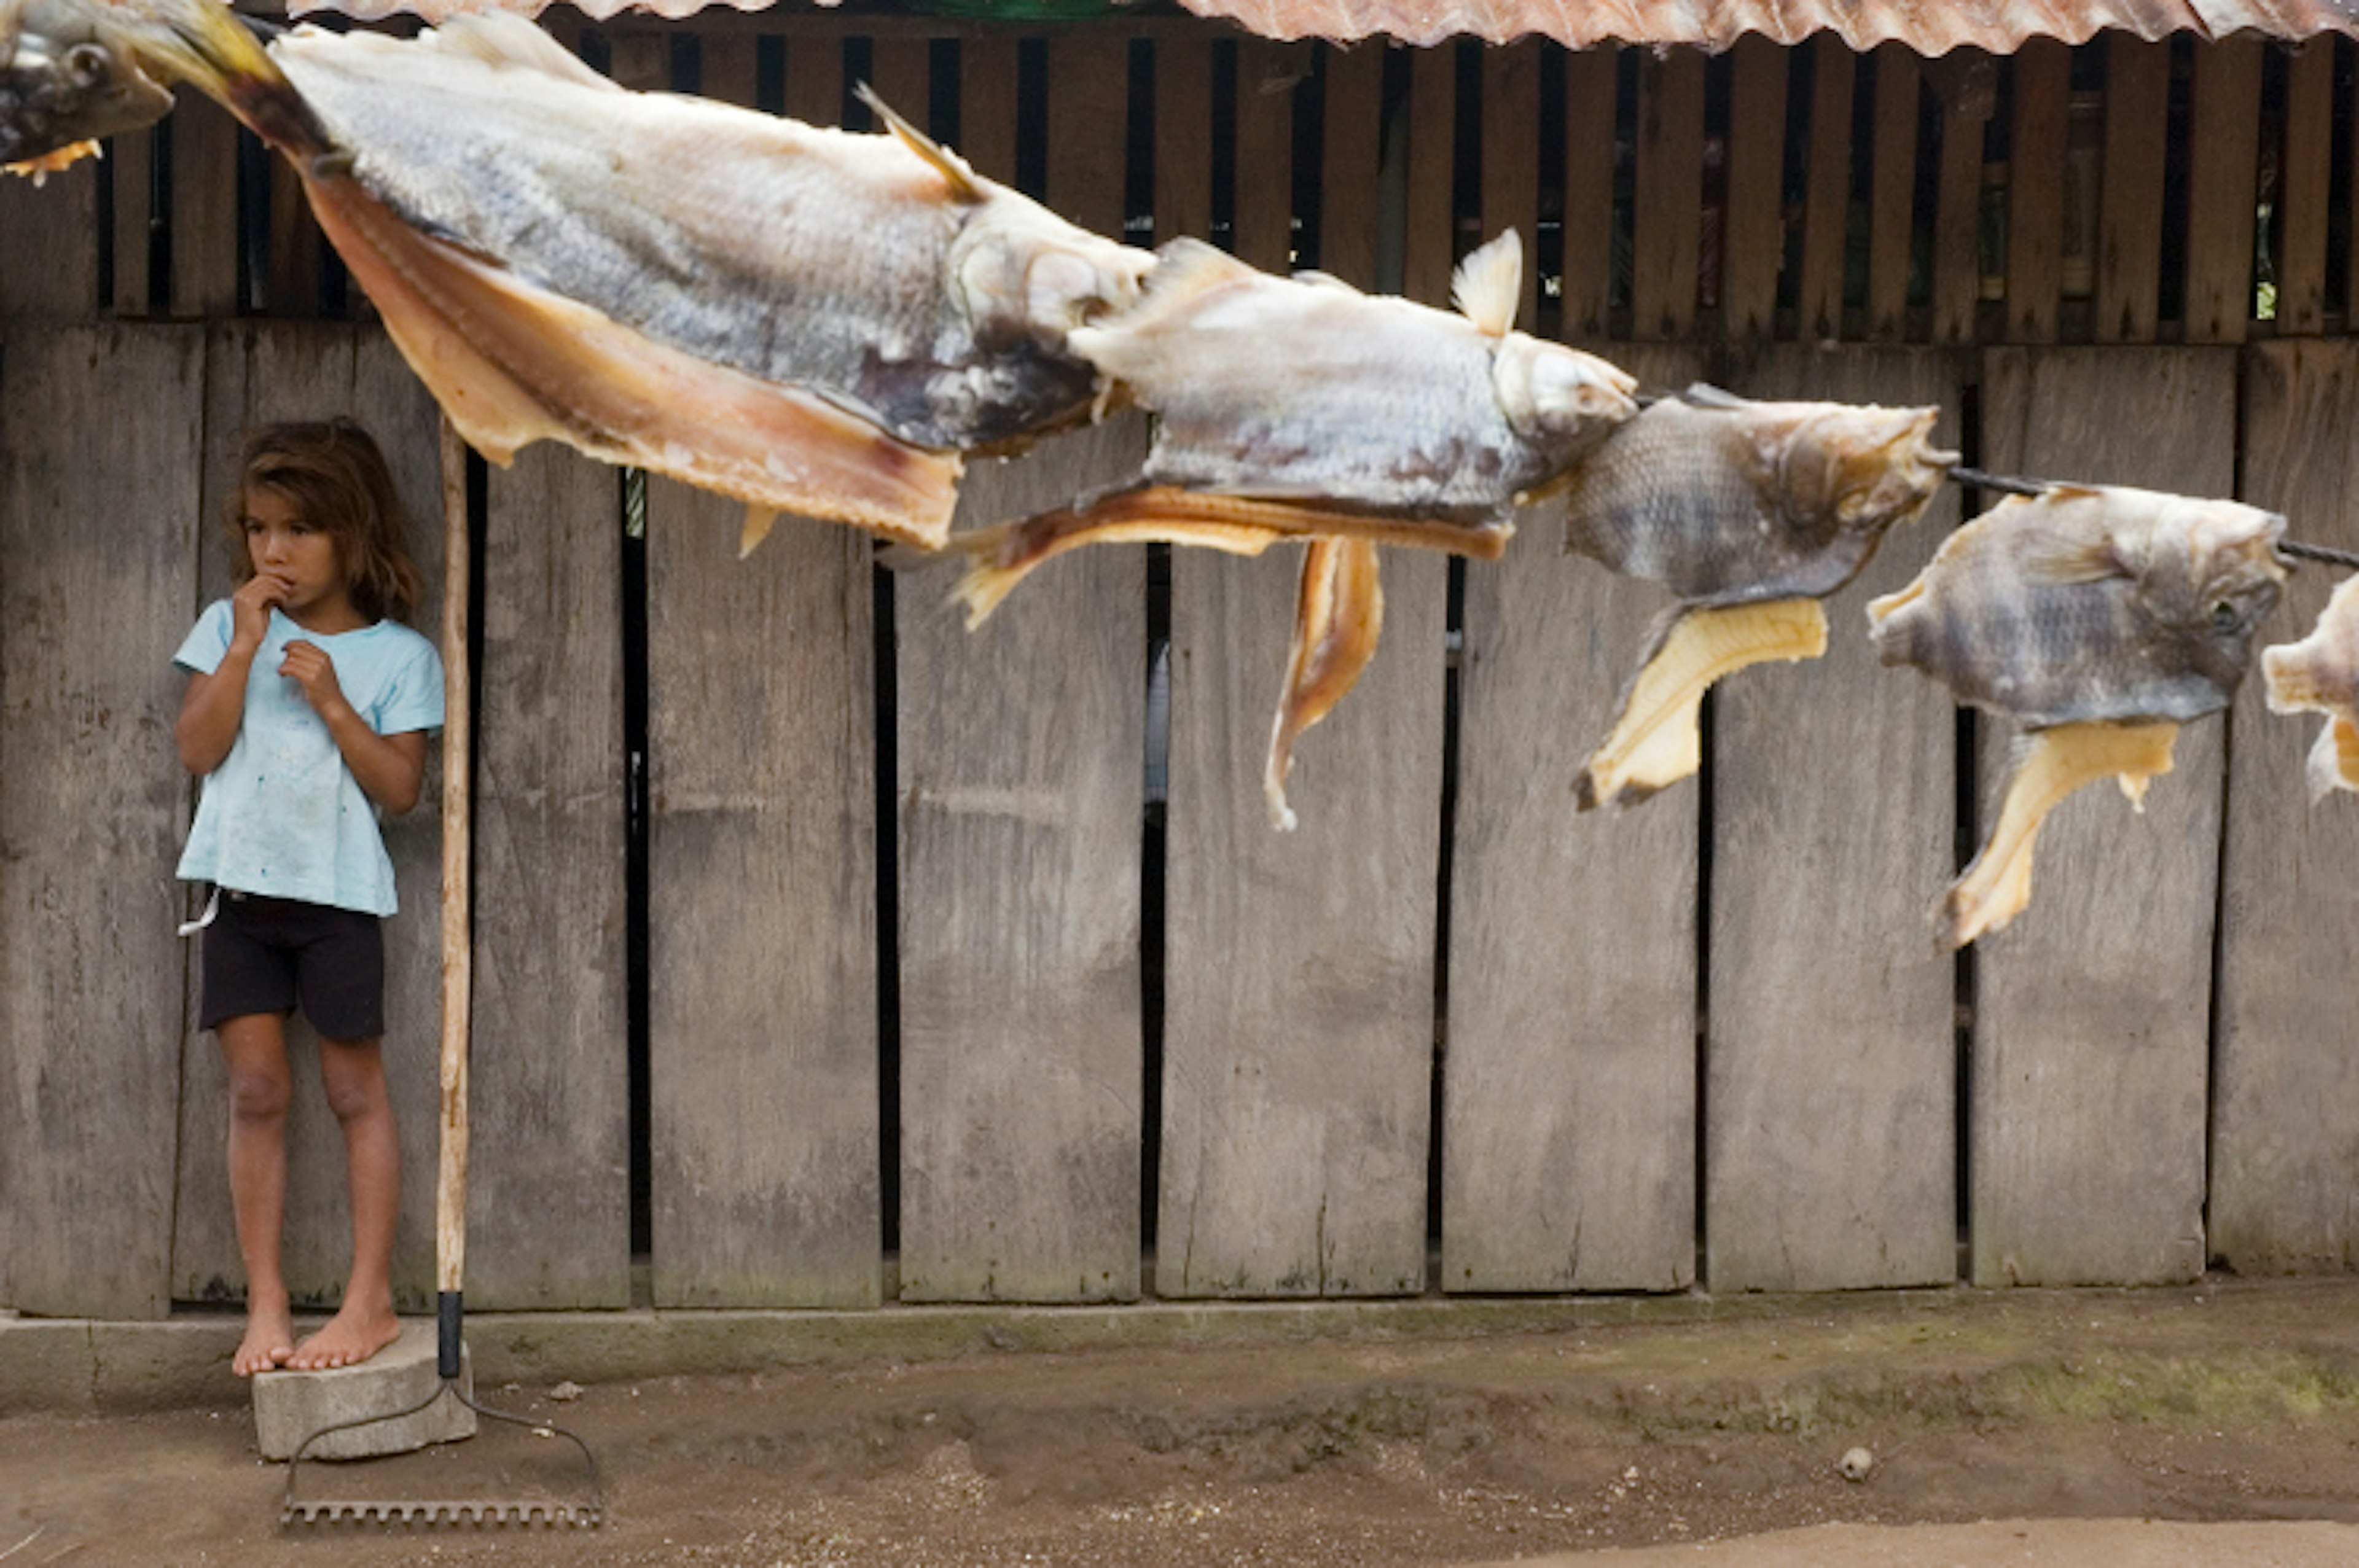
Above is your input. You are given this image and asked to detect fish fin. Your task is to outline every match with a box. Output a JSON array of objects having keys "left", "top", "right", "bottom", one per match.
[
  {"left": 945, "top": 491, "right": 1302, "bottom": 629},
  {"left": 1266, "top": 539, "right": 1384, "bottom": 831},
  {"left": 1676, "top": 383, "right": 1748, "bottom": 412},
  {"left": 739, "top": 507, "right": 780, "bottom": 559},
  {"left": 1864, "top": 577, "right": 1925, "bottom": 625},
  {"left": 1452, "top": 228, "right": 1523, "bottom": 337},
  {"left": 2016, "top": 518, "right": 2138, "bottom": 587},
  {"left": 430, "top": 15, "right": 620, "bottom": 93},
  {"left": 1941, "top": 720, "right": 2179, "bottom": 948},
  {"left": 300, "top": 171, "right": 961, "bottom": 548},
  {"left": 1578, "top": 599, "right": 1829, "bottom": 811},
  {"left": 854, "top": 82, "right": 982, "bottom": 203},
  {"left": 2310, "top": 717, "right": 2359, "bottom": 802}
]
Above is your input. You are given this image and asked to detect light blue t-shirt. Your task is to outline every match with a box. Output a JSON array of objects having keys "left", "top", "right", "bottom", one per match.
[{"left": 174, "top": 601, "right": 444, "bottom": 917}]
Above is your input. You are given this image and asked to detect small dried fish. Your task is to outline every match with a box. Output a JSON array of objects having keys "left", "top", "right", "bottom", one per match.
[
  {"left": 149, "top": 6, "right": 1152, "bottom": 548},
  {"left": 947, "top": 232, "right": 1638, "bottom": 620},
  {"left": 1869, "top": 483, "right": 2287, "bottom": 945},
  {"left": 2263, "top": 572, "right": 2359, "bottom": 801},
  {"left": 0, "top": 0, "right": 175, "bottom": 178},
  {"left": 1559, "top": 388, "right": 1954, "bottom": 810}
]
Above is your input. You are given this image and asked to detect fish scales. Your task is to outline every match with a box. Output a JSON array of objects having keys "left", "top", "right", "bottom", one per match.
[
  {"left": 1869, "top": 486, "right": 2288, "bottom": 729},
  {"left": 272, "top": 21, "right": 1131, "bottom": 453},
  {"left": 1560, "top": 394, "right": 1949, "bottom": 606},
  {"left": 1068, "top": 237, "right": 1636, "bottom": 520}
]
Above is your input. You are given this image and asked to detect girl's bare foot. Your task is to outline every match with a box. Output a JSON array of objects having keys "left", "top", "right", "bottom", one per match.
[
  {"left": 233, "top": 1296, "right": 296, "bottom": 1377},
  {"left": 288, "top": 1300, "right": 401, "bottom": 1371}
]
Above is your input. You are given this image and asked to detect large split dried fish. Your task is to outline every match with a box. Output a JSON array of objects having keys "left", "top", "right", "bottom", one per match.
[
  {"left": 127, "top": 3, "right": 1152, "bottom": 548},
  {"left": 1, "top": 0, "right": 176, "bottom": 179},
  {"left": 1559, "top": 388, "right": 1954, "bottom": 810},
  {"left": 2263, "top": 572, "right": 2359, "bottom": 801},
  {"left": 1869, "top": 483, "right": 2287, "bottom": 946},
  {"left": 947, "top": 232, "right": 1638, "bottom": 623}
]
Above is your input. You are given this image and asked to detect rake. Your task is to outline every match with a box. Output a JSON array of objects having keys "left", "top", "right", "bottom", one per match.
[{"left": 281, "top": 418, "right": 603, "bottom": 1529}]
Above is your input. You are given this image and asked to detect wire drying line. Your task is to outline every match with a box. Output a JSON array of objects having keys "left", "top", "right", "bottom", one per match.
[{"left": 1946, "top": 467, "right": 2358, "bottom": 572}]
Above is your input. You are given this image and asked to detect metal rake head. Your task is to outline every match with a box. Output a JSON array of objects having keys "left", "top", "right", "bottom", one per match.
[{"left": 282, "top": 1496, "right": 601, "bottom": 1527}]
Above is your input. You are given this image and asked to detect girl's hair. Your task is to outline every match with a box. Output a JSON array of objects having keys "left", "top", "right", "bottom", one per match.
[{"left": 225, "top": 418, "right": 424, "bottom": 624}]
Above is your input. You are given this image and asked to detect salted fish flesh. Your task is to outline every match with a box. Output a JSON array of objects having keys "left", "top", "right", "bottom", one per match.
[
  {"left": 2263, "top": 571, "right": 2359, "bottom": 800},
  {"left": 1559, "top": 388, "right": 1954, "bottom": 810},
  {"left": 944, "top": 230, "right": 1636, "bottom": 622},
  {"left": 154, "top": 6, "right": 1152, "bottom": 547},
  {"left": 1869, "top": 483, "right": 2287, "bottom": 945},
  {"left": 1, "top": 0, "right": 175, "bottom": 177}
]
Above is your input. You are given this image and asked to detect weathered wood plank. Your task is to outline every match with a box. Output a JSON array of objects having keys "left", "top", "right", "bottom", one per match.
[
  {"left": 1443, "top": 343, "right": 1706, "bottom": 1294},
  {"left": 0, "top": 152, "right": 99, "bottom": 318},
  {"left": 1866, "top": 46, "right": 1921, "bottom": 341},
  {"left": 1720, "top": 36, "right": 1788, "bottom": 341},
  {"left": 170, "top": 88, "right": 241, "bottom": 319},
  {"left": 2004, "top": 40, "right": 2068, "bottom": 344},
  {"left": 1481, "top": 41, "right": 1542, "bottom": 328},
  {"left": 2276, "top": 42, "right": 2333, "bottom": 337},
  {"left": 168, "top": 326, "right": 447, "bottom": 1314},
  {"left": 958, "top": 36, "right": 1020, "bottom": 184},
  {"left": 700, "top": 31, "right": 759, "bottom": 109},
  {"left": 894, "top": 56, "right": 1143, "bottom": 1301},
  {"left": 1971, "top": 345, "right": 2234, "bottom": 1286},
  {"left": 604, "top": 32, "right": 667, "bottom": 90},
  {"left": 2096, "top": 36, "right": 2169, "bottom": 344},
  {"left": 1235, "top": 39, "right": 1298, "bottom": 273},
  {"left": 1704, "top": 345, "right": 1960, "bottom": 1292},
  {"left": 1, "top": 325, "right": 203, "bottom": 1317},
  {"left": 786, "top": 33, "right": 845, "bottom": 127},
  {"left": 1322, "top": 44, "right": 1385, "bottom": 290},
  {"left": 1403, "top": 44, "right": 1458, "bottom": 307},
  {"left": 1560, "top": 44, "right": 1619, "bottom": 337},
  {"left": 1631, "top": 48, "right": 1705, "bottom": 340},
  {"left": 111, "top": 128, "right": 159, "bottom": 318},
  {"left": 1153, "top": 36, "right": 1214, "bottom": 244},
  {"left": 1931, "top": 51, "right": 1988, "bottom": 346},
  {"left": 2183, "top": 39, "right": 2263, "bottom": 345},
  {"left": 868, "top": 38, "right": 931, "bottom": 138},
  {"left": 469, "top": 446, "right": 630, "bottom": 1308},
  {"left": 264, "top": 154, "right": 324, "bottom": 319},
  {"left": 2211, "top": 339, "right": 2359, "bottom": 1271},
  {"left": 1160, "top": 544, "right": 1442, "bottom": 1299},
  {"left": 647, "top": 488, "right": 878, "bottom": 1308},
  {"left": 1796, "top": 37, "right": 1856, "bottom": 341},
  {"left": 1049, "top": 33, "right": 1126, "bottom": 239}
]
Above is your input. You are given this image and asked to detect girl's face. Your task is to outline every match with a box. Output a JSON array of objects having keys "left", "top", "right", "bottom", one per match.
[{"left": 243, "top": 486, "right": 353, "bottom": 623}]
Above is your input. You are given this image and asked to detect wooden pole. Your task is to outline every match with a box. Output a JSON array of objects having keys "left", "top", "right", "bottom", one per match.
[{"left": 436, "top": 416, "right": 472, "bottom": 1308}]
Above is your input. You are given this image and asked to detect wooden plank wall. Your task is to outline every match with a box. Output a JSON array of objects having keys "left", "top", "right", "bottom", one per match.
[{"left": 7, "top": 21, "right": 2359, "bottom": 1319}]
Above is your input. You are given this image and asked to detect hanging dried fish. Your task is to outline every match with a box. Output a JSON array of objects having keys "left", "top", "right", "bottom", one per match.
[
  {"left": 109, "top": 2, "right": 1152, "bottom": 549},
  {"left": 1559, "top": 388, "right": 1954, "bottom": 810},
  {"left": 2263, "top": 572, "right": 2359, "bottom": 801},
  {"left": 1869, "top": 483, "right": 2287, "bottom": 946}
]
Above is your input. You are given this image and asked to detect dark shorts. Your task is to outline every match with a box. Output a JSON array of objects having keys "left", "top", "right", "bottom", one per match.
[{"left": 199, "top": 891, "right": 386, "bottom": 1040}]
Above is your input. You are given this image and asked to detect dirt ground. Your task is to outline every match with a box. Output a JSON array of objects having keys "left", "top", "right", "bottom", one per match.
[{"left": 9, "top": 1281, "right": 2359, "bottom": 1566}]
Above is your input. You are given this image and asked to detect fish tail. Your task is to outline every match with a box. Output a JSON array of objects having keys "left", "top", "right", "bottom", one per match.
[
  {"left": 1578, "top": 599, "right": 1828, "bottom": 812},
  {"left": 1264, "top": 539, "right": 1384, "bottom": 832},
  {"left": 1940, "top": 720, "right": 2179, "bottom": 948},
  {"left": 119, "top": 0, "right": 325, "bottom": 156},
  {"left": 2309, "top": 718, "right": 2359, "bottom": 803}
]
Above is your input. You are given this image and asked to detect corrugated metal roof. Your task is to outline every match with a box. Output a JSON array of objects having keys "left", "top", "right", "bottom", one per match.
[
  {"left": 1171, "top": 0, "right": 2359, "bottom": 51},
  {"left": 284, "top": 0, "right": 2359, "bottom": 50}
]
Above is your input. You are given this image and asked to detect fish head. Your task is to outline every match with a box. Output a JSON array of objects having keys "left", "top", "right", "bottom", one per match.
[
  {"left": 1, "top": 0, "right": 173, "bottom": 176},
  {"left": 1491, "top": 334, "right": 1638, "bottom": 456},
  {"left": 1772, "top": 403, "right": 1955, "bottom": 541},
  {"left": 2121, "top": 494, "right": 2288, "bottom": 695},
  {"left": 952, "top": 205, "right": 1157, "bottom": 355}
]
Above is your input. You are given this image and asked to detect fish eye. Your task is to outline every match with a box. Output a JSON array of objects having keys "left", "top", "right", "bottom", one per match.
[
  {"left": 65, "top": 44, "right": 111, "bottom": 89},
  {"left": 2212, "top": 600, "right": 2242, "bottom": 634}
]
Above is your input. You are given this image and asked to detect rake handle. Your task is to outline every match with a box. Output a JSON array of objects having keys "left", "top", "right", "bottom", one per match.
[{"left": 437, "top": 418, "right": 472, "bottom": 1338}]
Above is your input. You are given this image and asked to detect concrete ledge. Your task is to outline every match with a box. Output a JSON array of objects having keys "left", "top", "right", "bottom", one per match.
[{"left": 7, "top": 1277, "right": 2359, "bottom": 1418}]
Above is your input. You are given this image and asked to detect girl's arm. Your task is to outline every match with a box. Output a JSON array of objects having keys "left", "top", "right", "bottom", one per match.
[
  {"left": 278, "top": 641, "right": 430, "bottom": 814},
  {"left": 176, "top": 577, "right": 289, "bottom": 776}
]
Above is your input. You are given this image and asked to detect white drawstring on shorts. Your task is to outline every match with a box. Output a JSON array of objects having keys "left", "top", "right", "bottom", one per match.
[{"left": 177, "top": 886, "right": 219, "bottom": 938}]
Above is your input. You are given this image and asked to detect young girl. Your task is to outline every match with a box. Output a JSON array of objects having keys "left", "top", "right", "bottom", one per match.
[{"left": 174, "top": 419, "right": 444, "bottom": 1378}]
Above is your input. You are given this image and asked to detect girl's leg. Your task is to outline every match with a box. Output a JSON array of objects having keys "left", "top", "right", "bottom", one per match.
[
  {"left": 290, "top": 1036, "right": 404, "bottom": 1370},
  {"left": 216, "top": 1013, "right": 295, "bottom": 1376}
]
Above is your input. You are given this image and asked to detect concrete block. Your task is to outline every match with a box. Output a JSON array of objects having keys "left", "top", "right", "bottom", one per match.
[{"left": 252, "top": 1321, "right": 476, "bottom": 1460}]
